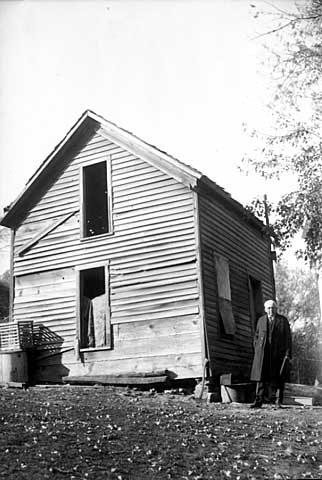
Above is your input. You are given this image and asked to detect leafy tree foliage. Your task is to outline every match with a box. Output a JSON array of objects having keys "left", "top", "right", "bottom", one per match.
[
  {"left": 292, "top": 323, "right": 322, "bottom": 384},
  {"left": 0, "top": 276, "right": 9, "bottom": 322},
  {"left": 275, "top": 260, "right": 322, "bottom": 384},
  {"left": 244, "top": 1, "right": 322, "bottom": 265},
  {"left": 276, "top": 260, "right": 320, "bottom": 327}
]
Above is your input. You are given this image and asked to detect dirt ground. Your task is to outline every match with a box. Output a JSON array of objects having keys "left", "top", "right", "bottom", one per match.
[{"left": 0, "top": 385, "right": 322, "bottom": 480}]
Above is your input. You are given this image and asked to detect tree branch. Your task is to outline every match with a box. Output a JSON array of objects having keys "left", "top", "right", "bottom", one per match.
[
  {"left": 251, "top": 1, "right": 322, "bottom": 41},
  {"left": 251, "top": 19, "right": 296, "bottom": 40}
]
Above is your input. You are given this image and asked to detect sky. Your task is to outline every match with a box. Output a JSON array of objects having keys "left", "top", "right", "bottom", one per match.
[{"left": 0, "top": 0, "right": 297, "bottom": 272}]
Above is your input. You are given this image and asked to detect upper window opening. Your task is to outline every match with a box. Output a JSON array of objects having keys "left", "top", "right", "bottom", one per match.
[{"left": 82, "top": 160, "right": 110, "bottom": 237}]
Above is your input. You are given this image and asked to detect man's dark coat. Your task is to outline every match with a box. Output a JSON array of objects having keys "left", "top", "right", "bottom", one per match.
[{"left": 250, "top": 313, "right": 292, "bottom": 382}]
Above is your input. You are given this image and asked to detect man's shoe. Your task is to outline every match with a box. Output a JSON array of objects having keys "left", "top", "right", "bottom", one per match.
[{"left": 250, "top": 401, "right": 262, "bottom": 409}]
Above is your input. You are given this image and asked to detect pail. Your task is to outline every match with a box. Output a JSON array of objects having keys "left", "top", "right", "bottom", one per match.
[
  {"left": 221, "top": 383, "right": 255, "bottom": 403},
  {"left": 0, "top": 350, "right": 28, "bottom": 383}
]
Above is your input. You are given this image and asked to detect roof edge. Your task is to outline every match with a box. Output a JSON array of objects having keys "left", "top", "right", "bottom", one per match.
[
  {"left": 1, "top": 110, "right": 202, "bottom": 228},
  {"left": 1, "top": 110, "right": 97, "bottom": 227},
  {"left": 198, "top": 176, "right": 267, "bottom": 233},
  {"left": 89, "top": 110, "right": 202, "bottom": 181}
]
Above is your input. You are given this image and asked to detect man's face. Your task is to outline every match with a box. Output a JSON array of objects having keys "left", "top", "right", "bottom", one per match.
[{"left": 265, "top": 302, "right": 277, "bottom": 319}]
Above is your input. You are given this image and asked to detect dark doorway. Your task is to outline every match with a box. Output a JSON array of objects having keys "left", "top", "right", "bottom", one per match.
[
  {"left": 249, "top": 276, "right": 264, "bottom": 331},
  {"left": 79, "top": 266, "right": 111, "bottom": 349}
]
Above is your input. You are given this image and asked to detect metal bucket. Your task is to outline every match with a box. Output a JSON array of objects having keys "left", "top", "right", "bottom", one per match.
[
  {"left": 0, "top": 350, "right": 28, "bottom": 383},
  {"left": 221, "top": 383, "right": 255, "bottom": 403}
]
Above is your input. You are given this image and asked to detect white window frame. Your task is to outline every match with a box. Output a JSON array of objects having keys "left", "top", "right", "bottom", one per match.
[
  {"left": 75, "top": 261, "right": 112, "bottom": 351},
  {"left": 80, "top": 156, "right": 113, "bottom": 240}
]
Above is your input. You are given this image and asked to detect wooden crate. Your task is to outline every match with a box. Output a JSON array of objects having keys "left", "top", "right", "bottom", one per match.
[{"left": 0, "top": 321, "right": 33, "bottom": 351}]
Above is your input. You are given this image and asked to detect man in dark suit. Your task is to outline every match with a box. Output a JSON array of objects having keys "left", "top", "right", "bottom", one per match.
[{"left": 250, "top": 299, "right": 292, "bottom": 408}]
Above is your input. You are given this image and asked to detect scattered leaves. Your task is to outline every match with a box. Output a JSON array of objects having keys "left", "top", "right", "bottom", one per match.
[{"left": 0, "top": 386, "right": 321, "bottom": 479}]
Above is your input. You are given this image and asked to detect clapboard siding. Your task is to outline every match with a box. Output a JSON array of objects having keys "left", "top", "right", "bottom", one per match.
[
  {"left": 14, "top": 243, "right": 197, "bottom": 273},
  {"left": 110, "top": 260, "right": 199, "bottom": 326},
  {"left": 8, "top": 122, "right": 274, "bottom": 384},
  {"left": 3, "top": 113, "right": 278, "bottom": 384},
  {"left": 33, "top": 351, "right": 202, "bottom": 384},
  {"left": 12, "top": 131, "right": 203, "bottom": 380},
  {"left": 13, "top": 268, "right": 76, "bottom": 348},
  {"left": 199, "top": 193, "right": 274, "bottom": 378},
  {"left": 15, "top": 228, "right": 195, "bottom": 258}
]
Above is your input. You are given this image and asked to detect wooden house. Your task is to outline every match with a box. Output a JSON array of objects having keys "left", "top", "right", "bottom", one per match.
[{"left": 0, "top": 110, "right": 275, "bottom": 386}]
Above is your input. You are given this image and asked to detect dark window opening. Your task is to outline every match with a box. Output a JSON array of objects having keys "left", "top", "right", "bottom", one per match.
[
  {"left": 214, "top": 254, "right": 236, "bottom": 336},
  {"left": 79, "top": 266, "right": 111, "bottom": 348},
  {"left": 83, "top": 161, "right": 109, "bottom": 237},
  {"left": 249, "top": 276, "right": 264, "bottom": 330}
]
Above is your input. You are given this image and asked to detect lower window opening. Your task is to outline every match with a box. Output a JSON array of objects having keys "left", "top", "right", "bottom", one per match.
[{"left": 79, "top": 266, "right": 110, "bottom": 349}]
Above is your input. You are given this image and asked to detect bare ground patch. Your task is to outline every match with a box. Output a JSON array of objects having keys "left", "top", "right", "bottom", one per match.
[{"left": 0, "top": 385, "right": 321, "bottom": 479}]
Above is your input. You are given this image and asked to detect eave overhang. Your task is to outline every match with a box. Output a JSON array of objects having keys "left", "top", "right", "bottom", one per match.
[
  {"left": 0, "top": 110, "right": 266, "bottom": 235},
  {"left": 0, "top": 110, "right": 201, "bottom": 228},
  {"left": 196, "top": 176, "right": 267, "bottom": 234}
]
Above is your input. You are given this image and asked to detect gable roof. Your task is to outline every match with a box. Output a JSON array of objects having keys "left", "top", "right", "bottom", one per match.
[{"left": 0, "top": 110, "right": 264, "bottom": 231}]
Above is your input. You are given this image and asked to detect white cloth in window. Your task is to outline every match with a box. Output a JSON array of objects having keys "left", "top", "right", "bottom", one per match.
[{"left": 91, "top": 293, "right": 107, "bottom": 347}]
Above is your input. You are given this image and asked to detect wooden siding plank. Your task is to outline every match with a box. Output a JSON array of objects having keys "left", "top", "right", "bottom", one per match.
[
  {"left": 115, "top": 183, "right": 188, "bottom": 203},
  {"left": 14, "top": 221, "right": 195, "bottom": 258},
  {"left": 15, "top": 281, "right": 75, "bottom": 295},
  {"left": 14, "top": 298, "right": 75, "bottom": 310},
  {"left": 14, "top": 254, "right": 197, "bottom": 277},
  {"left": 51, "top": 170, "right": 78, "bottom": 182},
  {"left": 24, "top": 198, "right": 79, "bottom": 217},
  {"left": 29, "top": 185, "right": 79, "bottom": 203},
  {"left": 113, "top": 170, "right": 167, "bottom": 189},
  {"left": 35, "top": 351, "right": 203, "bottom": 380},
  {"left": 114, "top": 201, "right": 193, "bottom": 223},
  {"left": 15, "top": 228, "right": 195, "bottom": 258},
  {"left": 72, "top": 150, "right": 117, "bottom": 166},
  {"left": 114, "top": 195, "right": 193, "bottom": 214},
  {"left": 112, "top": 295, "right": 199, "bottom": 313},
  {"left": 114, "top": 211, "right": 193, "bottom": 230},
  {"left": 14, "top": 293, "right": 75, "bottom": 304},
  {"left": 14, "top": 309, "right": 75, "bottom": 320},
  {"left": 200, "top": 198, "right": 265, "bottom": 244},
  {"left": 113, "top": 191, "right": 192, "bottom": 213},
  {"left": 113, "top": 177, "right": 176, "bottom": 196},
  {"left": 113, "top": 270, "right": 195, "bottom": 286},
  {"left": 13, "top": 268, "right": 76, "bottom": 343},
  {"left": 25, "top": 185, "right": 191, "bottom": 223},
  {"left": 112, "top": 286, "right": 198, "bottom": 304},
  {"left": 17, "top": 211, "right": 77, "bottom": 257},
  {"left": 111, "top": 260, "right": 196, "bottom": 277},
  {"left": 111, "top": 306, "right": 199, "bottom": 324},
  {"left": 112, "top": 165, "right": 154, "bottom": 181},
  {"left": 115, "top": 315, "right": 200, "bottom": 340},
  {"left": 15, "top": 220, "right": 53, "bottom": 244},
  {"left": 111, "top": 263, "right": 197, "bottom": 280},
  {"left": 32, "top": 320, "right": 75, "bottom": 330},
  {"left": 112, "top": 156, "right": 145, "bottom": 168},
  {"left": 23, "top": 204, "right": 79, "bottom": 224},
  {"left": 14, "top": 297, "right": 75, "bottom": 309},
  {"left": 15, "top": 268, "right": 74, "bottom": 286},
  {"left": 74, "top": 142, "right": 117, "bottom": 160},
  {"left": 111, "top": 331, "right": 201, "bottom": 357},
  {"left": 14, "top": 238, "right": 195, "bottom": 264}
]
